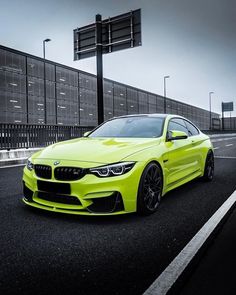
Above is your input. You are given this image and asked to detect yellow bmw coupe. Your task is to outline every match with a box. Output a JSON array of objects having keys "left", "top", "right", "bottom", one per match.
[{"left": 23, "top": 114, "right": 214, "bottom": 215}]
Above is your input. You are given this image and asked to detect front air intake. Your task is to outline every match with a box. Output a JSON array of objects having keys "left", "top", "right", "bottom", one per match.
[
  {"left": 87, "top": 193, "right": 124, "bottom": 213},
  {"left": 23, "top": 182, "right": 33, "bottom": 202},
  {"left": 37, "top": 192, "right": 81, "bottom": 205}
]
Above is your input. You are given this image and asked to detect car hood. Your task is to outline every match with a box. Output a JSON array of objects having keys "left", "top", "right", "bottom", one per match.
[{"left": 33, "top": 137, "right": 161, "bottom": 164}]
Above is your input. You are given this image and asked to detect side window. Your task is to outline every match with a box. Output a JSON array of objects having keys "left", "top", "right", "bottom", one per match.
[
  {"left": 168, "top": 118, "right": 188, "bottom": 134},
  {"left": 184, "top": 120, "right": 199, "bottom": 136}
]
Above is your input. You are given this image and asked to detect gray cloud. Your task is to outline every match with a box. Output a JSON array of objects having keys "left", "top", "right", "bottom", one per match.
[{"left": 0, "top": 0, "right": 235, "bottom": 115}]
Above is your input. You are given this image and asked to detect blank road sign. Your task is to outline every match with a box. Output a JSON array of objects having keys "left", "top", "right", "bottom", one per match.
[
  {"left": 222, "top": 102, "right": 234, "bottom": 112},
  {"left": 74, "top": 9, "right": 142, "bottom": 60}
]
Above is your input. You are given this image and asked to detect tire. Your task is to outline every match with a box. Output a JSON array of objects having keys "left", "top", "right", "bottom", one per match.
[
  {"left": 202, "top": 151, "right": 214, "bottom": 181},
  {"left": 137, "top": 162, "right": 163, "bottom": 215}
]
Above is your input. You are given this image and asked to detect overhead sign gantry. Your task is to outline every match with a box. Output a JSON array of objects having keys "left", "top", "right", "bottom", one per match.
[{"left": 73, "top": 9, "right": 142, "bottom": 124}]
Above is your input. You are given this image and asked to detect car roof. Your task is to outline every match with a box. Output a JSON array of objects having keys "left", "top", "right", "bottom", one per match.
[{"left": 111, "top": 114, "right": 184, "bottom": 120}]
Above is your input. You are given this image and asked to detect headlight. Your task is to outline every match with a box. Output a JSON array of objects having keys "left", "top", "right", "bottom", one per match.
[
  {"left": 89, "top": 162, "right": 135, "bottom": 177},
  {"left": 26, "top": 158, "right": 34, "bottom": 171}
]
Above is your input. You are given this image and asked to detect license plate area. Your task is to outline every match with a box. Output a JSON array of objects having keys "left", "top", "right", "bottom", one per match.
[{"left": 37, "top": 180, "right": 71, "bottom": 195}]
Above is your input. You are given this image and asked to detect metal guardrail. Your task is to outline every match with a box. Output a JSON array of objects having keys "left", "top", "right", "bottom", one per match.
[{"left": 0, "top": 124, "right": 94, "bottom": 150}]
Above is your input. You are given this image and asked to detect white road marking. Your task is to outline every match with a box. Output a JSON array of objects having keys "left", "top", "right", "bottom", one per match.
[
  {"left": 143, "top": 190, "right": 236, "bottom": 295},
  {"left": 213, "top": 147, "right": 219, "bottom": 150},
  {"left": 211, "top": 137, "right": 236, "bottom": 143},
  {"left": 225, "top": 144, "right": 233, "bottom": 147},
  {"left": 209, "top": 133, "right": 236, "bottom": 138},
  {"left": 0, "top": 164, "right": 25, "bottom": 169},
  {"left": 214, "top": 156, "right": 236, "bottom": 159}
]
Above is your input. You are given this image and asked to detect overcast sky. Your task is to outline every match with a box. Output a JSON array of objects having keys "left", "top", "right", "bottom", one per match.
[{"left": 0, "top": 0, "right": 235, "bottom": 116}]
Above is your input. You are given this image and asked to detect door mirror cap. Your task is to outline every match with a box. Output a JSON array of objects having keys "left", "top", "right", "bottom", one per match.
[{"left": 167, "top": 130, "right": 188, "bottom": 141}]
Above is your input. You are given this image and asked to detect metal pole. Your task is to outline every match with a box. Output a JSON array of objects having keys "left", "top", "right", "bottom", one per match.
[
  {"left": 209, "top": 91, "right": 214, "bottom": 130},
  {"left": 222, "top": 103, "right": 224, "bottom": 130},
  {"left": 209, "top": 93, "right": 211, "bottom": 129},
  {"left": 43, "top": 46, "right": 47, "bottom": 125},
  {"left": 25, "top": 56, "right": 29, "bottom": 124},
  {"left": 163, "top": 76, "right": 170, "bottom": 114},
  {"left": 43, "top": 41, "right": 46, "bottom": 60},
  {"left": 164, "top": 78, "right": 166, "bottom": 113},
  {"left": 96, "top": 14, "right": 104, "bottom": 125},
  {"left": 42, "top": 39, "right": 51, "bottom": 125}
]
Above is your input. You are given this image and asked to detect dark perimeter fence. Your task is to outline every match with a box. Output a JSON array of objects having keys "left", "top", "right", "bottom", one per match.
[
  {"left": 0, "top": 124, "right": 94, "bottom": 150},
  {"left": 1, "top": 119, "right": 236, "bottom": 150}
]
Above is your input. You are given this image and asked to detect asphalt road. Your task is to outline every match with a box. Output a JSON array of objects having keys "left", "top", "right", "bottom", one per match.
[
  {"left": 0, "top": 134, "right": 236, "bottom": 295},
  {"left": 179, "top": 196, "right": 236, "bottom": 295}
]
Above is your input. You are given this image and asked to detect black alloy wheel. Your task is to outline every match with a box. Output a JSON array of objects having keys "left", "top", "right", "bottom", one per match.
[
  {"left": 202, "top": 151, "right": 214, "bottom": 181},
  {"left": 137, "top": 162, "right": 163, "bottom": 215}
]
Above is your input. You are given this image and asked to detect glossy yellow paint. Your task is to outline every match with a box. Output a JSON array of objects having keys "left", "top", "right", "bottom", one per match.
[{"left": 22, "top": 115, "right": 213, "bottom": 215}]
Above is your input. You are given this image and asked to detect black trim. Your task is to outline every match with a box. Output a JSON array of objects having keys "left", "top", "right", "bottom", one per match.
[
  {"left": 87, "top": 192, "right": 124, "bottom": 213},
  {"left": 34, "top": 165, "right": 52, "bottom": 179},
  {"left": 54, "top": 167, "right": 85, "bottom": 181},
  {"left": 23, "top": 182, "right": 33, "bottom": 202},
  {"left": 37, "top": 191, "right": 81, "bottom": 205},
  {"left": 183, "top": 118, "right": 200, "bottom": 136}
]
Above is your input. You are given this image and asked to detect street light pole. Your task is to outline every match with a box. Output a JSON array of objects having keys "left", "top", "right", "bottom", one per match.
[
  {"left": 43, "top": 38, "right": 51, "bottom": 124},
  {"left": 163, "top": 75, "right": 170, "bottom": 114},
  {"left": 95, "top": 14, "right": 104, "bottom": 125},
  {"left": 209, "top": 91, "right": 214, "bottom": 130},
  {"left": 43, "top": 38, "right": 51, "bottom": 59}
]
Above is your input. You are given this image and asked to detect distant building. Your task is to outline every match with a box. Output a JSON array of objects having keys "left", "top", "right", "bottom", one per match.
[
  {"left": 222, "top": 117, "right": 236, "bottom": 130},
  {"left": 0, "top": 44, "right": 219, "bottom": 129}
]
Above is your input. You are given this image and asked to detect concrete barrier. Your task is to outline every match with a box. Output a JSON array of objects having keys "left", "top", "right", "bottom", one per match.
[
  {"left": 1, "top": 132, "right": 236, "bottom": 167},
  {"left": 0, "top": 148, "right": 41, "bottom": 167}
]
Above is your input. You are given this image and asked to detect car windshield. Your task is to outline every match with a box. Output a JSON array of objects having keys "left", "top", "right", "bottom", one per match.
[{"left": 89, "top": 116, "right": 165, "bottom": 138}]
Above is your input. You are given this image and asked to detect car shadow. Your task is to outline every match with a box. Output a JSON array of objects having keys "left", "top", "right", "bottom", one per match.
[
  {"left": 21, "top": 203, "right": 140, "bottom": 225},
  {"left": 20, "top": 173, "right": 218, "bottom": 226}
]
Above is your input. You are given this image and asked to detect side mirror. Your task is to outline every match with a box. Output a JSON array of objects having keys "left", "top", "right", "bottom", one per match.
[
  {"left": 83, "top": 131, "right": 91, "bottom": 137},
  {"left": 167, "top": 130, "right": 188, "bottom": 141}
]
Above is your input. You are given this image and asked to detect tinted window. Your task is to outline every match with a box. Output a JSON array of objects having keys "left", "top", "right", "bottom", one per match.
[
  {"left": 168, "top": 118, "right": 188, "bottom": 134},
  {"left": 184, "top": 120, "right": 199, "bottom": 136},
  {"left": 89, "top": 116, "right": 164, "bottom": 138}
]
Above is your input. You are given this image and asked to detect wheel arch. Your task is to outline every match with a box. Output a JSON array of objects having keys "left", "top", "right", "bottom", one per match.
[
  {"left": 137, "top": 159, "right": 165, "bottom": 196},
  {"left": 136, "top": 160, "right": 164, "bottom": 215},
  {"left": 140, "top": 160, "right": 164, "bottom": 184},
  {"left": 204, "top": 147, "right": 214, "bottom": 163},
  {"left": 148, "top": 160, "right": 164, "bottom": 179}
]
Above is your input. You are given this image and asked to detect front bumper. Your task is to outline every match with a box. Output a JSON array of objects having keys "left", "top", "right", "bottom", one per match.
[{"left": 22, "top": 160, "right": 143, "bottom": 215}]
